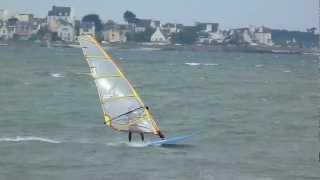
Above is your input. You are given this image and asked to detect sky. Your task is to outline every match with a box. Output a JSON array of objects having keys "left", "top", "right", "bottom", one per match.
[{"left": 1, "top": 0, "right": 318, "bottom": 31}]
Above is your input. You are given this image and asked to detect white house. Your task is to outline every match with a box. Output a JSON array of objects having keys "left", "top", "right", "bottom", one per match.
[
  {"left": 230, "top": 28, "right": 254, "bottom": 44},
  {"left": 150, "top": 27, "right": 168, "bottom": 42},
  {"left": 196, "top": 22, "right": 219, "bottom": 33},
  {"left": 150, "top": 20, "right": 160, "bottom": 29},
  {"left": 0, "top": 9, "right": 8, "bottom": 20},
  {"left": 17, "top": 14, "right": 33, "bottom": 22},
  {"left": 161, "top": 23, "right": 182, "bottom": 34},
  {"left": 6, "top": 19, "right": 17, "bottom": 39},
  {"left": 209, "top": 30, "right": 227, "bottom": 44},
  {"left": 242, "top": 29, "right": 253, "bottom": 44},
  {"left": 0, "top": 20, "right": 8, "bottom": 40},
  {"left": 79, "top": 22, "right": 95, "bottom": 36},
  {"left": 254, "top": 27, "right": 273, "bottom": 46},
  {"left": 47, "top": 6, "right": 74, "bottom": 32},
  {"left": 57, "top": 20, "right": 74, "bottom": 42}
]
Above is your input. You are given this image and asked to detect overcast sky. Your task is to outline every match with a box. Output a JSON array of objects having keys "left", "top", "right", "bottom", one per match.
[{"left": 1, "top": 0, "right": 317, "bottom": 31}]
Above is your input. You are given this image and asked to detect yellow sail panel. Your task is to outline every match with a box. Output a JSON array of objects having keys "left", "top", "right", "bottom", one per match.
[{"left": 78, "top": 35, "right": 160, "bottom": 134}]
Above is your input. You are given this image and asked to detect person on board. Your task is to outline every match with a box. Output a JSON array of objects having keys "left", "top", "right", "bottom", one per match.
[
  {"left": 128, "top": 131, "right": 144, "bottom": 142},
  {"left": 128, "top": 130, "right": 165, "bottom": 142},
  {"left": 128, "top": 106, "right": 165, "bottom": 142}
]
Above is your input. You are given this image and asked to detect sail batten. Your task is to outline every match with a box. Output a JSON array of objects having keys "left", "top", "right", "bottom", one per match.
[{"left": 79, "top": 35, "right": 161, "bottom": 135}]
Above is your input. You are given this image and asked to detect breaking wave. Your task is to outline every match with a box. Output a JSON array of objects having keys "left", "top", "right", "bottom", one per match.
[
  {"left": 106, "top": 141, "right": 147, "bottom": 148},
  {"left": 185, "top": 63, "right": 201, "bottom": 66},
  {"left": 0, "top": 136, "right": 61, "bottom": 144},
  {"left": 75, "top": 72, "right": 91, "bottom": 76},
  {"left": 255, "top": 64, "right": 264, "bottom": 68},
  {"left": 185, "top": 62, "right": 219, "bottom": 66},
  {"left": 49, "top": 73, "right": 64, "bottom": 78},
  {"left": 204, "top": 63, "right": 219, "bottom": 66}
]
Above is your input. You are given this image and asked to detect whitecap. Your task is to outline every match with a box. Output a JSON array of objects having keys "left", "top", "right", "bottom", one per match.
[
  {"left": 0, "top": 136, "right": 61, "bottom": 144},
  {"left": 283, "top": 70, "right": 291, "bottom": 73},
  {"left": 185, "top": 63, "right": 201, "bottom": 66},
  {"left": 204, "top": 63, "right": 219, "bottom": 66},
  {"left": 139, "top": 47, "right": 161, "bottom": 51},
  {"left": 255, "top": 64, "right": 264, "bottom": 68},
  {"left": 106, "top": 141, "right": 147, "bottom": 148},
  {"left": 50, "top": 73, "right": 64, "bottom": 78},
  {"left": 75, "top": 72, "right": 91, "bottom": 76}
]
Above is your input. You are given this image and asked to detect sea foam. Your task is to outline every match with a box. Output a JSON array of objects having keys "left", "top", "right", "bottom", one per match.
[
  {"left": 0, "top": 136, "right": 61, "bottom": 144},
  {"left": 106, "top": 141, "right": 147, "bottom": 148},
  {"left": 49, "top": 73, "right": 64, "bottom": 78},
  {"left": 204, "top": 63, "right": 219, "bottom": 66},
  {"left": 185, "top": 62, "right": 201, "bottom": 66},
  {"left": 185, "top": 62, "right": 219, "bottom": 66}
]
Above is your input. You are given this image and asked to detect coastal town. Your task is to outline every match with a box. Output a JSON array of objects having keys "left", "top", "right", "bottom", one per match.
[{"left": 0, "top": 6, "right": 318, "bottom": 53}]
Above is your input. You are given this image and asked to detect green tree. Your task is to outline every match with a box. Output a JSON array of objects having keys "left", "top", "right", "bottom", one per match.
[
  {"left": 126, "top": 27, "right": 155, "bottom": 42},
  {"left": 123, "top": 11, "right": 138, "bottom": 23},
  {"left": 82, "top": 14, "right": 103, "bottom": 32},
  {"left": 171, "top": 27, "right": 198, "bottom": 44}
]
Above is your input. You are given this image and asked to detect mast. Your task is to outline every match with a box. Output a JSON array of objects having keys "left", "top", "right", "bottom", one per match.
[{"left": 318, "top": 0, "right": 320, "bottom": 49}]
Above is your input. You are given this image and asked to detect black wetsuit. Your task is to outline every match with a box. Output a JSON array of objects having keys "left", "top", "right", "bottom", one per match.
[
  {"left": 158, "top": 131, "right": 165, "bottom": 139},
  {"left": 128, "top": 131, "right": 144, "bottom": 142}
]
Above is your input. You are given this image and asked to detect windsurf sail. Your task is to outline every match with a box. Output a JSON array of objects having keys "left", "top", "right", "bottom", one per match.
[{"left": 78, "top": 35, "right": 161, "bottom": 135}]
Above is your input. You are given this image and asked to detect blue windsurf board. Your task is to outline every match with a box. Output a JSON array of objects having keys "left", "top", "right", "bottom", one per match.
[{"left": 146, "top": 134, "right": 194, "bottom": 146}]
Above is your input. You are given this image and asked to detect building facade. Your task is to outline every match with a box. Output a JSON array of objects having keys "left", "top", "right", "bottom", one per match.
[
  {"left": 0, "top": 20, "right": 8, "bottom": 40},
  {"left": 150, "top": 27, "right": 168, "bottom": 42},
  {"left": 47, "top": 6, "right": 73, "bottom": 32},
  {"left": 254, "top": 27, "right": 273, "bottom": 46},
  {"left": 79, "top": 22, "right": 95, "bottom": 36},
  {"left": 196, "top": 22, "right": 219, "bottom": 33},
  {"left": 17, "top": 14, "right": 33, "bottom": 22},
  {"left": 16, "top": 21, "right": 34, "bottom": 40},
  {"left": 57, "top": 20, "right": 74, "bottom": 42},
  {"left": 0, "top": 9, "right": 8, "bottom": 20},
  {"left": 104, "top": 30, "right": 120, "bottom": 42}
]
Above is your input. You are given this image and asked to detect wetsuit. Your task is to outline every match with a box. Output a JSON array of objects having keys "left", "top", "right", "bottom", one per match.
[
  {"left": 158, "top": 131, "right": 165, "bottom": 139},
  {"left": 128, "top": 131, "right": 144, "bottom": 142}
]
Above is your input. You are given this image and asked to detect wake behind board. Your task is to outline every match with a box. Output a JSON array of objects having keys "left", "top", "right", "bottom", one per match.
[{"left": 147, "top": 134, "right": 194, "bottom": 146}]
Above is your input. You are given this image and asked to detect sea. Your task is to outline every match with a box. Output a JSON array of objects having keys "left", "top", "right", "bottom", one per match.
[{"left": 0, "top": 44, "right": 319, "bottom": 180}]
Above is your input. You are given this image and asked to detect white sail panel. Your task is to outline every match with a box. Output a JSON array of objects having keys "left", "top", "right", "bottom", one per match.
[
  {"left": 95, "top": 78, "right": 133, "bottom": 100},
  {"left": 78, "top": 35, "right": 160, "bottom": 134},
  {"left": 102, "top": 98, "right": 153, "bottom": 133},
  {"left": 88, "top": 60, "right": 119, "bottom": 78},
  {"left": 82, "top": 43, "right": 103, "bottom": 57}
]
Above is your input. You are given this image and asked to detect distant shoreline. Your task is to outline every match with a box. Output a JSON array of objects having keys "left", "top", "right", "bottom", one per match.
[
  {"left": 105, "top": 42, "right": 318, "bottom": 55},
  {"left": 1, "top": 40, "right": 318, "bottom": 56}
]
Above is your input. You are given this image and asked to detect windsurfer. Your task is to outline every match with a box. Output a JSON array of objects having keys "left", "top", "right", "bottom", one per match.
[
  {"left": 128, "top": 131, "right": 144, "bottom": 142},
  {"left": 128, "top": 131, "right": 164, "bottom": 142}
]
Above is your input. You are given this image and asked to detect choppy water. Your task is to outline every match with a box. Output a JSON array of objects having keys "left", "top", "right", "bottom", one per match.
[{"left": 0, "top": 45, "right": 319, "bottom": 180}]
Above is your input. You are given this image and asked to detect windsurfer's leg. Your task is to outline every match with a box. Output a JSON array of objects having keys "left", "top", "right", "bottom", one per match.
[
  {"left": 128, "top": 131, "right": 132, "bottom": 142},
  {"left": 140, "top": 133, "right": 144, "bottom": 142},
  {"left": 158, "top": 131, "right": 165, "bottom": 139}
]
